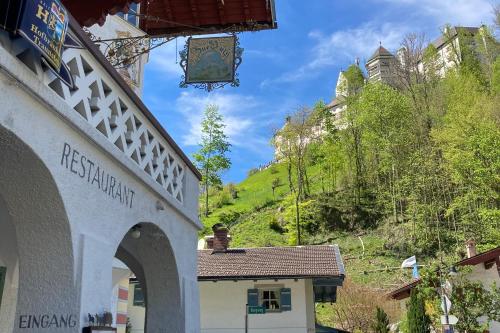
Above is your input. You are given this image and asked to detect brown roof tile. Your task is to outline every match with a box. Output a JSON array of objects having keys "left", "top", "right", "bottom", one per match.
[{"left": 198, "top": 245, "right": 345, "bottom": 280}]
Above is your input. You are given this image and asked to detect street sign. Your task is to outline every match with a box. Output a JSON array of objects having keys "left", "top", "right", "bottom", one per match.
[
  {"left": 248, "top": 306, "right": 266, "bottom": 314},
  {"left": 441, "top": 315, "right": 458, "bottom": 325},
  {"left": 443, "top": 325, "right": 454, "bottom": 333}
]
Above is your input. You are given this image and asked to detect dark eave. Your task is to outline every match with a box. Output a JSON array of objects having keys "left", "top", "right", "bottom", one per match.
[
  {"left": 389, "top": 246, "right": 500, "bottom": 300},
  {"left": 62, "top": 0, "right": 142, "bottom": 27},
  {"left": 388, "top": 279, "right": 421, "bottom": 300},
  {"left": 198, "top": 274, "right": 345, "bottom": 282},
  {"left": 140, "top": 0, "right": 277, "bottom": 37},
  {"left": 456, "top": 246, "right": 500, "bottom": 267}
]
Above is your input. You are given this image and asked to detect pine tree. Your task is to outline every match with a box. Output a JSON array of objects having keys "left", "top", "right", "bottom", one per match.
[
  {"left": 373, "top": 306, "right": 389, "bottom": 333},
  {"left": 407, "top": 290, "right": 431, "bottom": 333},
  {"left": 193, "top": 104, "right": 231, "bottom": 217}
]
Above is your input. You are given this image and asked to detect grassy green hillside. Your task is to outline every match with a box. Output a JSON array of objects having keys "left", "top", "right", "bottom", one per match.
[{"left": 200, "top": 162, "right": 415, "bottom": 288}]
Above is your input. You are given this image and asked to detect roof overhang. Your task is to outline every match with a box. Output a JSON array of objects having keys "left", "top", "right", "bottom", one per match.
[
  {"left": 388, "top": 279, "right": 421, "bottom": 300},
  {"left": 62, "top": 0, "right": 277, "bottom": 36},
  {"left": 389, "top": 246, "right": 500, "bottom": 300},
  {"left": 198, "top": 275, "right": 345, "bottom": 282},
  {"left": 456, "top": 247, "right": 500, "bottom": 267},
  {"left": 62, "top": 0, "right": 141, "bottom": 27},
  {"left": 140, "top": 0, "right": 277, "bottom": 37}
]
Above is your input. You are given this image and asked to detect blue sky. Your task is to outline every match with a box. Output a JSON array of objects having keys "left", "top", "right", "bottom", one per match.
[{"left": 142, "top": 0, "right": 496, "bottom": 183}]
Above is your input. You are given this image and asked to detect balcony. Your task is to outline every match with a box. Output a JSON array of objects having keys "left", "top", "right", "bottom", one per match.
[{"left": 0, "top": 18, "right": 201, "bottom": 222}]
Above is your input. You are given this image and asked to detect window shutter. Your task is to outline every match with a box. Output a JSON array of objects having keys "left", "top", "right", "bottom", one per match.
[
  {"left": 280, "top": 288, "right": 291, "bottom": 311},
  {"left": 0, "top": 267, "right": 6, "bottom": 310},
  {"left": 133, "top": 283, "right": 145, "bottom": 307},
  {"left": 247, "top": 288, "right": 258, "bottom": 307}
]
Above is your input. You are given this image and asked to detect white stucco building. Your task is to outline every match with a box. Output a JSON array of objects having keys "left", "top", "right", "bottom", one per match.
[
  {"left": 122, "top": 224, "right": 345, "bottom": 333},
  {"left": 196, "top": 225, "right": 345, "bottom": 333},
  {"left": 389, "top": 243, "right": 500, "bottom": 333},
  {"left": 0, "top": 0, "right": 277, "bottom": 332},
  {"left": 0, "top": 5, "right": 202, "bottom": 333}
]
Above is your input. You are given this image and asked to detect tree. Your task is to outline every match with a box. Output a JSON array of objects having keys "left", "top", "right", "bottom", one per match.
[
  {"left": 193, "top": 105, "right": 231, "bottom": 216},
  {"left": 407, "top": 290, "right": 431, "bottom": 333},
  {"left": 273, "top": 106, "right": 317, "bottom": 244},
  {"left": 373, "top": 307, "right": 390, "bottom": 333}
]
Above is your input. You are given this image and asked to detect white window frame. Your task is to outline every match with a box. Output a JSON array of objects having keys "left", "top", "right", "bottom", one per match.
[{"left": 255, "top": 284, "right": 284, "bottom": 313}]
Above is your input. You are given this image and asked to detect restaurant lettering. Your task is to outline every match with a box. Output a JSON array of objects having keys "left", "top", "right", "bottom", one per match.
[
  {"left": 19, "top": 314, "right": 77, "bottom": 329},
  {"left": 61, "top": 143, "right": 135, "bottom": 209}
]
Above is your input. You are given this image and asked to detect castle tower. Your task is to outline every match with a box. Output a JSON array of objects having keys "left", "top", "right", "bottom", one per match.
[{"left": 365, "top": 44, "right": 396, "bottom": 83}]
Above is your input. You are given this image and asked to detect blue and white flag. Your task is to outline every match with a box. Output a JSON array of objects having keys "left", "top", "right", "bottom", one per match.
[
  {"left": 412, "top": 263, "right": 420, "bottom": 279},
  {"left": 401, "top": 256, "right": 417, "bottom": 268}
]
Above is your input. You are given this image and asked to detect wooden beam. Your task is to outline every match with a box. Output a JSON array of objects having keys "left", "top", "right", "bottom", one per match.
[
  {"left": 163, "top": 0, "right": 174, "bottom": 23},
  {"left": 216, "top": 0, "right": 226, "bottom": 25},
  {"left": 243, "top": 0, "right": 250, "bottom": 21},
  {"left": 188, "top": 0, "right": 200, "bottom": 26}
]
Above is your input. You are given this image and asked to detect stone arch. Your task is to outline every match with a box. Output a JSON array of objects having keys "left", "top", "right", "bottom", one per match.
[
  {"left": 115, "top": 222, "right": 183, "bottom": 333},
  {"left": 0, "top": 125, "right": 78, "bottom": 333}
]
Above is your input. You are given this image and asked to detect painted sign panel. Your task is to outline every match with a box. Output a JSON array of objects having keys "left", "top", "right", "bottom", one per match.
[
  {"left": 185, "top": 36, "right": 236, "bottom": 83},
  {"left": 18, "top": 0, "right": 69, "bottom": 71},
  {"left": 248, "top": 306, "right": 266, "bottom": 314}
]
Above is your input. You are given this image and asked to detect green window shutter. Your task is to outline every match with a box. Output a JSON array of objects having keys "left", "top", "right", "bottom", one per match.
[
  {"left": 0, "top": 267, "right": 6, "bottom": 310},
  {"left": 247, "top": 289, "right": 258, "bottom": 307},
  {"left": 133, "top": 283, "right": 145, "bottom": 307},
  {"left": 280, "top": 288, "right": 291, "bottom": 311}
]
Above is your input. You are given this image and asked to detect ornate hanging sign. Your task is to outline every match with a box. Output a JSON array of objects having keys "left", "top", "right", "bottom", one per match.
[{"left": 179, "top": 35, "right": 243, "bottom": 92}]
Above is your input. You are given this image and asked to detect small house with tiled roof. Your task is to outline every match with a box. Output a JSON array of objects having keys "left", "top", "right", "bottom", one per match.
[
  {"left": 389, "top": 242, "right": 500, "bottom": 332},
  {"left": 197, "top": 224, "right": 345, "bottom": 333},
  {"left": 122, "top": 224, "right": 345, "bottom": 333}
]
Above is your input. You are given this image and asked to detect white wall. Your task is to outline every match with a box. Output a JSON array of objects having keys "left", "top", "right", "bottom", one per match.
[
  {"left": 87, "top": 15, "right": 149, "bottom": 97},
  {"left": 465, "top": 263, "right": 500, "bottom": 333},
  {"left": 0, "top": 22, "right": 201, "bottom": 333},
  {"left": 199, "top": 279, "right": 315, "bottom": 333}
]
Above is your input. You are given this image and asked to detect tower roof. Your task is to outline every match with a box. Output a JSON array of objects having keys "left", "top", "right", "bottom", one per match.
[{"left": 367, "top": 45, "right": 394, "bottom": 63}]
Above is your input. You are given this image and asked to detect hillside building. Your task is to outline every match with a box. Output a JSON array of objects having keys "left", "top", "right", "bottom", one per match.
[
  {"left": 389, "top": 243, "right": 500, "bottom": 333},
  {"left": 365, "top": 45, "right": 397, "bottom": 83},
  {"left": 122, "top": 224, "right": 345, "bottom": 333}
]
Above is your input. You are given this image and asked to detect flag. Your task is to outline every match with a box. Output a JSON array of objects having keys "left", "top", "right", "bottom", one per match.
[
  {"left": 412, "top": 263, "right": 420, "bottom": 279},
  {"left": 401, "top": 255, "right": 416, "bottom": 268}
]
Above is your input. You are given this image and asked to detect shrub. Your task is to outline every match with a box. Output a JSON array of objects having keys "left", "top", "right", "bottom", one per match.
[
  {"left": 213, "top": 190, "right": 232, "bottom": 208},
  {"left": 269, "top": 217, "right": 285, "bottom": 234},
  {"left": 407, "top": 290, "right": 431, "bottom": 333},
  {"left": 373, "top": 307, "right": 389, "bottom": 333}
]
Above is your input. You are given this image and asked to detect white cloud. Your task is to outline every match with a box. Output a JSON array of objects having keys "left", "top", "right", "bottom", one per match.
[
  {"left": 261, "top": 0, "right": 494, "bottom": 88},
  {"left": 261, "top": 22, "right": 409, "bottom": 87},
  {"left": 376, "top": 0, "right": 494, "bottom": 26},
  {"left": 148, "top": 37, "right": 187, "bottom": 77},
  {"left": 174, "top": 91, "right": 267, "bottom": 152}
]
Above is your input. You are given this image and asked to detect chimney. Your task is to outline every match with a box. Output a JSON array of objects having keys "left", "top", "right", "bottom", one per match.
[
  {"left": 466, "top": 240, "right": 477, "bottom": 258},
  {"left": 211, "top": 223, "right": 230, "bottom": 253}
]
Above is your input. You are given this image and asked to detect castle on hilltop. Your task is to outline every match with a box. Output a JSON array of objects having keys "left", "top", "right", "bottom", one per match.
[{"left": 274, "top": 26, "right": 489, "bottom": 160}]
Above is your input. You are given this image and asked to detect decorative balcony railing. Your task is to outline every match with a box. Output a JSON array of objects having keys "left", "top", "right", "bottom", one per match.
[{"left": 0, "top": 24, "right": 198, "bottom": 206}]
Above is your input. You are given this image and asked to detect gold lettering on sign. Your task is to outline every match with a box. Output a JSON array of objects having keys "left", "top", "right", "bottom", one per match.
[{"left": 35, "top": 5, "right": 49, "bottom": 24}]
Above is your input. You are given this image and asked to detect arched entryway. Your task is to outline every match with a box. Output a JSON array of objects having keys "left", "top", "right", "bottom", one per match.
[
  {"left": 114, "top": 223, "right": 183, "bottom": 333},
  {"left": 0, "top": 126, "right": 78, "bottom": 333}
]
